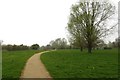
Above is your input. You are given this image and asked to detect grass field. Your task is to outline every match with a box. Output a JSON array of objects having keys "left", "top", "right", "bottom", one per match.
[
  {"left": 41, "top": 49, "right": 118, "bottom": 78},
  {"left": 2, "top": 50, "right": 40, "bottom": 78}
]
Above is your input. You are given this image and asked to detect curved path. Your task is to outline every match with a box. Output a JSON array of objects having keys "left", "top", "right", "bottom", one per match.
[{"left": 20, "top": 51, "right": 53, "bottom": 78}]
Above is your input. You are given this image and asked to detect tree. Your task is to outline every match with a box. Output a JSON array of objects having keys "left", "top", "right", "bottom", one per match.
[
  {"left": 31, "top": 44, "right": 40, "bottom": 50},
  {"left": 46, "top": 44, "right": 51, "bottom": 50},
  {"left": 67, "top": 1, "right": 116, "bottom": 53},
  {"left": 68, "top": 35, "right": 84, "bottom": 51},
  {"left": 49, "top": 38, "right": 68, "bottom": 49},
  {"left": 60, "top": 38, "right": 68, "bottom": 49},
  {"left": 94, "top": 39, "right": 106, "bottom": 49},
  {"left": 40, "top": 46, "right": 46, "bottom": 50},
  {"left": 112, "top": 37, "right": 120, "bottom": 48}
]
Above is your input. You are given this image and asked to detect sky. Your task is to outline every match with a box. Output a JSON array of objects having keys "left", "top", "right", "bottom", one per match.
[{"left": 0, "top": 0, "right": 119, "bottom": 46}]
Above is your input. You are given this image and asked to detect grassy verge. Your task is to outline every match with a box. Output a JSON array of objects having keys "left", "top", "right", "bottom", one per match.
[
  {"left": 41, "top": 49, "right": 118, "bottom": 78},
  {"left": 2, "top": 50, "right": 40, "bottom": 78}
]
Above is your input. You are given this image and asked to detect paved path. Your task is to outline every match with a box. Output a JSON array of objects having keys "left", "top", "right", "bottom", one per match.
[{"left": 20, "top": 51, "right": 52, "bottom": 78}]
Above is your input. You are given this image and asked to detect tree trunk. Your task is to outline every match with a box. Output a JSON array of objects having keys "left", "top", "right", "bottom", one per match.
[
  {"left": 80, "top": 47, "right": 83, "bottom": 52},
  {"left": 88, "top": 42, "right": 92, "bottom": 53},
  {"left": 88, "top": 46, "right": 92, "bottom": 53}
]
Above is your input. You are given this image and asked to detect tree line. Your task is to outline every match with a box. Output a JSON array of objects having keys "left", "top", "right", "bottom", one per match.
[
  {"left": 1, "top": 37, "right": 119, "bottom": 51},
  {"left": 2, "top": 44, "right": 40, "bottom": 51},
  {"left": 40, "top": 37, "right": 119, "bottom": 50}
]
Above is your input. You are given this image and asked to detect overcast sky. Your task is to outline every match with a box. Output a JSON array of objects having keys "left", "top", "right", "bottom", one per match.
[{"left": 0, "top": 0, "right": 119, "bottom": 46}]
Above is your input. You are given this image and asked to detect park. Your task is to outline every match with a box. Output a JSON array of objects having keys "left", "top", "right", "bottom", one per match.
[{"left": 0, "top": 0, "right": 119, "bottom": 80}]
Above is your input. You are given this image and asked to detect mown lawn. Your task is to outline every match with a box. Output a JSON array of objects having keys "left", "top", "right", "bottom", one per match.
[
  {"left": 2, "top": 50, "right": 40, "bottom": 79},
  {"left": 41, "top": 49, "right": 118, "bottom": 79}
]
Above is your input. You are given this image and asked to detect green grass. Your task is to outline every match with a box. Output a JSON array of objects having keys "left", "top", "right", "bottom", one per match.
[
  {"left": 2, "top": 50, "right": 40, "bottom": 78},
  {"left": 41, "top": 49, "right": 118, "bottom": 78}
]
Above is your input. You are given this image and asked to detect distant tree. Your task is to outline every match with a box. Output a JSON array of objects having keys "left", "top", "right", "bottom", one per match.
[
  {"left": 49, "top": 40, "right": 56, "bottom": 49},
  {"left": 111, "top": 37, "right": 120, "bottom": 48},
  {"left": 6, "top": 45, "right": 13, "bottom": 51},
  {"left": 108, "top": 41, "right": 113, "bottom": 47},
  {"left": 31, "top": 44, "right": 40, "bottom": 50},
  {"left": 46, "top": 44, "right": 51, "bottom": 50},
  {"left": 68, "top": 36, "right": 84, "bottom": 51},
  {"left": 49, "top": 38, "right": 68, "bottom": 49},
  {"left": 94, "top": 39, "right": 106, "bottom": 49},
  {"left": 60, "top": 38, "right": 67, "bottom": 49},
  {"left": 112, "top": 42, "right": 116, "bottom": 48},
  {"left": 116, "top": 37, "right": 120, "bottom": 47},
  {"left": 40, "top": 46, "right": 46, "bottom": 50},
  {"left": 13, "top": 44, "right": 17, "bottom": 50}
]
